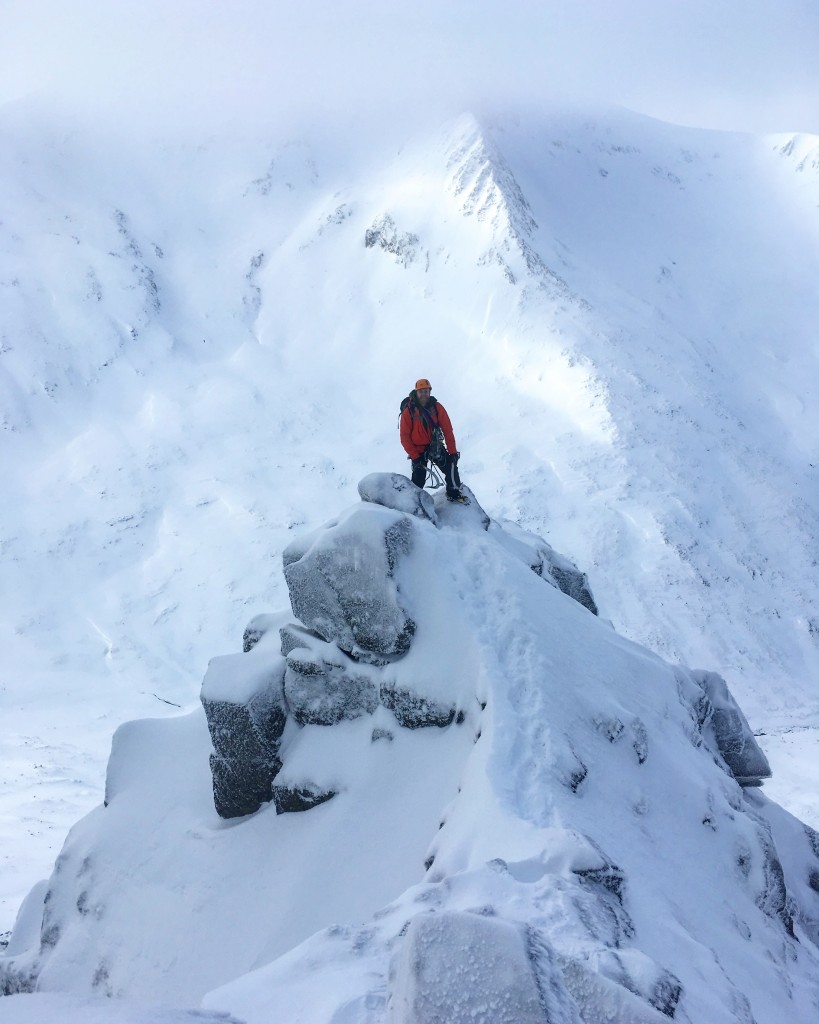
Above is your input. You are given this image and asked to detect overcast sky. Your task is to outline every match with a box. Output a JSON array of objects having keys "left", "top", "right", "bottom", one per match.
[{"left": 1, "top": 0, "right": 818, "bottom": 136}]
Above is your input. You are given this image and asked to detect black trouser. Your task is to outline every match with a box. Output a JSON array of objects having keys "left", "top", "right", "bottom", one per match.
[{"left": 412, "top": 451, "right": 461, "bottom": 496}]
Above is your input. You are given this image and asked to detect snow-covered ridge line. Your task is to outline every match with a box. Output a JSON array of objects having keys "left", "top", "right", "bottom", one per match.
[
  {"left": 2, "top": 474, "right": 817, "bottom": 1024},
  {"left": 444, "top": 113, "right": 576, "bottom": 295},
  {"left": 771, "top": 131, "right": 819, "bottom": 176}
]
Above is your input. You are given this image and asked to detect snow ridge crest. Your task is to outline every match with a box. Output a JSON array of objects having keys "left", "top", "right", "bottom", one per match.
[{"left": 443, "top": 113, "right": 570, "bottom": 294}]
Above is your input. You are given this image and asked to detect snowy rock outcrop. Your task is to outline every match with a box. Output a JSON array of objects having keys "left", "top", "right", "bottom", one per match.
[
  {"left": 200, "top": 631, "right": 288, "bottom": 819},
  {"left": 493, "top": 516, "right": 599, "bottom": 615},
  {"left": 282, "top": 502, "right": 417, "bottom": 658},
  {"left": 201, "top": 474, "right": 595, "bottom": 818},
  {"left": 693, "top": 669, "right": 772, "bottom": 786},
  {"left": 388, "top": 912, "right": 546, "bottom": 1024},
  {"left": 357, "top": 472, "right": 437, "bottom": 523},
  {"left": 283, "top": 636, "right": 379, "bottom": 726},
  {"left": 3, "top": 474, "right": 819, "bottom": 1022}
]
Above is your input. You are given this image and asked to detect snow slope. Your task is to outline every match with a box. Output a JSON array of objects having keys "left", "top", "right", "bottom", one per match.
[{"left": 1, "top": 101, "right": 817, "bottom": 983}]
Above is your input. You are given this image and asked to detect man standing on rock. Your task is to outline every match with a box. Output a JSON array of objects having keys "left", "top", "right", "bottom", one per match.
[{"left": 400, "top": 378, "right": 465, "bottom": 502}]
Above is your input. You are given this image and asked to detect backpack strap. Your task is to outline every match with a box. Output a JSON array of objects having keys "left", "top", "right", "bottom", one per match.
[
  {"left": 398, "top": 392, "right": 439, "bottom": 433},
  {"left": 418, "top": 402, "right": 439, "bottom": 432}
]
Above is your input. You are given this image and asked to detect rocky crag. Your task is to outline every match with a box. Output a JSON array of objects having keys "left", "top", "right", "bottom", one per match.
[
  {"left": 202, "top": 473, "right": 599, "bottom": 820},
  {"left": 2, "top": 474, "right": 818, "bottom": 1024}
]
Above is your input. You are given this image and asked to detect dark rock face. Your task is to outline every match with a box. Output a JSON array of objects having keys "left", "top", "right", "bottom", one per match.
[
  {"left": 208, "top": 751, "right": 282, "bottom": 820},
  {"left": 574, "top": 858, "right": 628, "bottom": 909},
  {"left": 283, "top": 506, "right": 416, "bottom": 657},
  {"left": 205, "top": 690, "right": 286, "bottom": 763},
  {"left": 380, "top": 683, "right": 458, "bottom": 729},
  {"left": 284, "top": 648, "right": 379, "bottom": 726},
  {"left": 272, "top": 784, "right": 336, "bottom": 814},
  {"left": 692, "top": 671, "right": 771, "bottom": 786},
  {"left": 548, "top": 563, "right": 599, "bottom": 616},
  {"left": 201, "top": 649, "right": 287, "bottom": 819},
  {"left": 0, "top": 961, "right": 36, "bottom": 996},
  {"left": 358, "top": 472, "right": 437, "bottom": 523}
]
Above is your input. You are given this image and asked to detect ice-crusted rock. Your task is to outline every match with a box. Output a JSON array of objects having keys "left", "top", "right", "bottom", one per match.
[
  {"left": 200, "top": 633, "right": 287, "bottom": 818},
  {"left": 433, "top": 484, "right": 491, "bottom": 531},
  {"left": 388, "top": 911, "right": 547, "bottom": 1024},
  {"left": 380, "top": 683, "right": 459, "bottom": 729},
  {"left": 272, "top": 782, "right": 336, "bottom": 815},
  {"left": 745, "top": 794, "right": 819, "bottom": 948},
  {"left": 548, "top": 559, "right": 598, "bottom": 616},
  {"left": 285, "top": 644, "right": 379, "bottom": 726},
  {"left": 583, "top": 948, "right": 682, "bottom": 1018},
  {"left": 560, "top": 957, "right": 677, "bottom": 1024},
  {"left": 358, "top": 472, "right": 437, "bottom": 523},
  {"left": 9, "top": 470, "right": 819, "bottom": 1018},
  {"left": 283, "top": 504, "right": 416, "bottom": 657},
  {"left": 739, "top": 815, "right": 794, "bottom": 936},
  {"left": 692, "top": 670, "right": 771, "bottom": 786},
  {"left": 493, "top": 517, "right": 598, "bottom": 614},
  {"left": 242, "top": 612, "right": 279, "bottom": 652}
]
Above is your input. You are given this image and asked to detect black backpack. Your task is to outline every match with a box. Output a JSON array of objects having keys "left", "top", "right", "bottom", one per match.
[{"left": 399, "top": 392, "right": 438, "bottom": 416}]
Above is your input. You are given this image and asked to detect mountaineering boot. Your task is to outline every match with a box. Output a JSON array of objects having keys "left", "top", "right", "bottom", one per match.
[{"left": 447, "top": 491, "right": 469, "bottom": 504}]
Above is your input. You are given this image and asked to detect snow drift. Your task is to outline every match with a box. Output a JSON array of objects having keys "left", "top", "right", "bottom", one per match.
[{"left": 2, "top": 474, "right": 818, "bottom": 1023}]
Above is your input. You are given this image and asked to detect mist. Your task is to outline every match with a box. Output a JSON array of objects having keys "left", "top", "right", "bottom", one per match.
[{"left": 2, "top": 0, "right": 819, "bottom": 139}]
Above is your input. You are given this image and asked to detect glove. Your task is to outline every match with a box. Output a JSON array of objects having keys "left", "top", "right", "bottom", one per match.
[{"left": 450, "top": 451, "right": 460, "bottom": 462}]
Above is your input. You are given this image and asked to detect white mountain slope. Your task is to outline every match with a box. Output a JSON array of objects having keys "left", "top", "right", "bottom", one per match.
[{"left": 0, "top": 103, "right": 817, "bottom": 1015}]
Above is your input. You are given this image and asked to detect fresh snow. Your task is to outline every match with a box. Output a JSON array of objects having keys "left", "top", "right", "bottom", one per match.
[
  {"left": 5, "top": 491, "right": 818, "bottom": 1022},
  {"left": 1, "top": 102, "right": 818, "bottom": 1021}
]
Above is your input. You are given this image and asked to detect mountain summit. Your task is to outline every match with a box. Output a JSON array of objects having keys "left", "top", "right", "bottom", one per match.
[{"left": 3, "top": 473, "right": 817, "bottom": 1023}]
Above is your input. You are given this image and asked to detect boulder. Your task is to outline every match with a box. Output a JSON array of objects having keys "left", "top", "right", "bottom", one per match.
[
  {"left": 560, "top": 958, "right": 677, "bottom": 1024},
  {"left": 272, "top": 783, "right": 336, "bottom": 815},
  {"left": 283, "top": 505, "right": 416, "bottom": 657},
  {"left": 284, "top": 645, "right": 379, "bottom": 726},
  {"left": 358, "top": 472, "right": 437, "bottom": 523},
  {"left": 389, "top": 911, "right": 547, "bottom": 1024},
  {"left": 208, "top": 752, "right": 282, "bottom": 820},
  {"left": 380, "top": 683, "right": 459, "bottom": 729},
  {"left": 692, "top": 671, "right": 771, "bottom": 786}
]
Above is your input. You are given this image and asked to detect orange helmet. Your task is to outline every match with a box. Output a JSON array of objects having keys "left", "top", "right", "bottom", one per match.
[{"left": 415, "top": 378, "right": 432, "bottom": 391}]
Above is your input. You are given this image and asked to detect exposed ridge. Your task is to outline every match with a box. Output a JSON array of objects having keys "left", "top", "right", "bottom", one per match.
[{"left": 443, "top": 113, "right": 574, "bottom": 296}]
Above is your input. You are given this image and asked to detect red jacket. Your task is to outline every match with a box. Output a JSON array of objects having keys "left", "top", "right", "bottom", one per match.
[{"left": 400, "top": 396, "right": 457, "bottom": 460}]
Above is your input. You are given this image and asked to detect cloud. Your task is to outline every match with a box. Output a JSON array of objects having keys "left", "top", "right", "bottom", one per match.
[{"left": 1, "top": 0, "right": 818, "bottom": 136}]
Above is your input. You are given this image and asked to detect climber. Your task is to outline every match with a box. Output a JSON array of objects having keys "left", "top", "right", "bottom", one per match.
[{"left": 399, "top": 378, "right": 465, "bottom": 502}]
